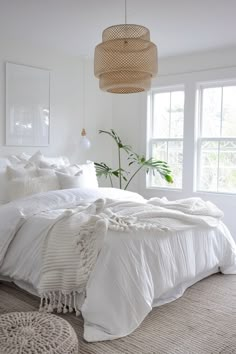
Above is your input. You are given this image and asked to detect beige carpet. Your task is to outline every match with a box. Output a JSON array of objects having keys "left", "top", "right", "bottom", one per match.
[{"left": 0, "top": 274, "right": 236, "bottom": 354}]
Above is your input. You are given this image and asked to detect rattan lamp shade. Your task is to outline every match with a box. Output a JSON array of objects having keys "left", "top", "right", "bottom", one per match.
[{"left": 94, "top": 24, "right": 158, "bottom": 94}]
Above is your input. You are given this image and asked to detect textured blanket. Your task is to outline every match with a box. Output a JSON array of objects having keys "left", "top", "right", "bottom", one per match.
[
  {"left": 38, "top": 197, "right": 224, "bottom": 315},
  {"left": 38, "top": 201, "right": 107, "bottom": 315}
]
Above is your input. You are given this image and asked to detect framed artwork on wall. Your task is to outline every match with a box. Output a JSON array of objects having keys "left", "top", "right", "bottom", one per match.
[{"left": 6, "top": 62, "right": 50, "bottom": 146}]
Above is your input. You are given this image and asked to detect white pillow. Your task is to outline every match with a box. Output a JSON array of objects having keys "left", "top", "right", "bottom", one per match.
[
  {"left": 42, "top": 156, "right": 70, "bottom": 167},
  {"left": 39, "top": 160, "right": 57, "bottom": 169},
  {"left": 0, "top": 169, "right": 9, "bottom": 204},
  {"left": 8, "top": 152, "right": 31, "bottom": 165},
  {"left": 7, "top": 165, "right": 37, "bottom": 180},
  {"left": 7, "top": 155, "right": 22, "bottom": 165},
  {"left": 8, "top": 175, "right": 59, "bottom": 201},
  {"left": 37, "top": 168, "right": 56, "bottom": 176},
  {"left": 56, "top": 164, "right": 82, "bottom": 176},
  {"left": 17, "top": 152, "right": 31, "bottom": 163},
  {"left": 0, "top": 159, "right": 11, "bottom": 203},
  {"left": 73, "top": 161, "right": 98, "bottom": 188},
  {"left": 29, "top": 150, "right": 43, "bottom": 165},
  {"left": 62, "top": 156, "right": 70, "bottom": 166},
  {"left": 29, "top": 151, "right": 70, "bottom": 168},
  {"left": 38, "top": 164, "right": 81, "bottom": 178},
  {"left": 0, "top": 158, "right": 11, "bottom": 169},
  {"left": 56, "top": 171, "right": 83, "bottom": 189}
]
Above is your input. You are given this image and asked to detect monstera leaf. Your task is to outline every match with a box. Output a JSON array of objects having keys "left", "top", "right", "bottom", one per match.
[{"left": 95, "top": 129, "right": 173, "bottom": 190}]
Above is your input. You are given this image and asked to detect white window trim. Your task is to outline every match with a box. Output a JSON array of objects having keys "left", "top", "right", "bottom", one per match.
[
  {"left": 141, "top": 64, "right": 236, "bottom": 231},
  {"left": 196, "top": 79, "right": 236, "bottom": 195},
  {"left": 147, "top": 85, "right": 185, "bottom": 190}
]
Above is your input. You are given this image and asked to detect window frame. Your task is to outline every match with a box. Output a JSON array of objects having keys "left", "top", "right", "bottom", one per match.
[
  {"left": 196, "top": 79, "right": 236, "bottom": 195},
  {"left": 147, "top": 85, "right": 185, "bottom": 190}
]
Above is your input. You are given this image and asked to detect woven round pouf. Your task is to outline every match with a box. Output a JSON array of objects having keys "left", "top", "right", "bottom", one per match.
[{"left": 0, "top": 312, "right": 79, "bottom": 354}]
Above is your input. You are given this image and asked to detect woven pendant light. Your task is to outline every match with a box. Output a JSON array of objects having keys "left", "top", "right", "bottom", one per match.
[{"left": 94, "top": 1, "right": 158, "bottom": 94}]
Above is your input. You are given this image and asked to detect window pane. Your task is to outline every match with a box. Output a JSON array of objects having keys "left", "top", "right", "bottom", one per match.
[
  {"left": 198, "top": 84, "right": 236, "bottom": 194},
  {"left": 170, "top": 91, "right": 184, "bottom": 138},
  {"left": 149, "top": 88, "right": 184, "bottom": 190},
  {"left": 202, "top": 88, "right": 221, "bottom": 137},
  {"left": 153, "top": 92, "right": 170, "bottom": 138},
  {"left": 168, "top": 141, "right": 183, "bottom": 188},
  {"left": 152, "top": 141, "right": 167, "bottom": 161},
  {"left": 222, "top": 86, "right": 236, "bottom": 137},
  {"left": 218, "top": 140, "right": 236, "bottom": 193},
  {"left": 199, "top": 141, "right": 218, "bottom": 192},
  {"left": 151, "top": 141, "right": 183, "bottom": 189}
]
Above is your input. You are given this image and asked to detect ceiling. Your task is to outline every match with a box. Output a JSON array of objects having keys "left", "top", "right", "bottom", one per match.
[{"left": 1, "top": 0, "right": 236, "bottom": 58}]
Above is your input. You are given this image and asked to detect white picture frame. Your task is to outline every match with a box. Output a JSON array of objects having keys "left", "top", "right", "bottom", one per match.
[{"left": 6, "top": 62, "right": 50, "bottom": 146}]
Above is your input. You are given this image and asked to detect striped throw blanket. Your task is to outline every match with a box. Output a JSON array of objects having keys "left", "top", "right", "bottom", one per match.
[{"left": 38, "top": 199, "right": 107, "bottom": 315}]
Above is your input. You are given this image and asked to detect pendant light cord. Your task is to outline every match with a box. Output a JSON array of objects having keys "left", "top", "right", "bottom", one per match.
[
  {"left": 124, "top": 0, "right": 127, "bottom": 24},
  {"left": 82, "top": 57, "right": 86, "bottom": 129}
]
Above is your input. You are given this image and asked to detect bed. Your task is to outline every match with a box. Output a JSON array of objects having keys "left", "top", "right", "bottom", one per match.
[{"left": 0, "top": 154, "right": 236, "bottom": 342}]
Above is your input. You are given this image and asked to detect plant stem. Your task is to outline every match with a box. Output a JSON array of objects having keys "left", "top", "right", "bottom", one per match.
[
  {"left": 124, "top": 165, "right": 143, "bottom": 190},
  {"left": 109, "top": 174, "right": 113, "bottom": 187},
  {"left": 118, "top": 146, "right": 122, "bottom": 189}
]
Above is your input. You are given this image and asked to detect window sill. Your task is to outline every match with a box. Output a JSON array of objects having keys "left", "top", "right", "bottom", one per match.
[
  {"left": 194, "top": 190, "right": 236, "bottom": 197},
  {"left": 146, "top": 186, "right": 183, "bottom": 192}
]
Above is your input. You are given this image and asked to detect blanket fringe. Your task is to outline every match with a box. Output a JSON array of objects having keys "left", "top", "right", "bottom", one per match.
[{"left": 39, "top": 291, "right": 84, "bottom": 316}]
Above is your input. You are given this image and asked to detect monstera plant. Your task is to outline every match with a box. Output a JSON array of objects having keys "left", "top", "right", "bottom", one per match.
[{"left": 95, "top": 129, "right": 173, "bottom": 190}]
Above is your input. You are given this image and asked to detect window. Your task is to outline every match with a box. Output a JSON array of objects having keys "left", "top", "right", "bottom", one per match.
[
  {"left": 197, "top": 83, "right": 236, "bottom": 193},
  {"left": 148, "top": 87, "right": 185, "bottom": 189}
]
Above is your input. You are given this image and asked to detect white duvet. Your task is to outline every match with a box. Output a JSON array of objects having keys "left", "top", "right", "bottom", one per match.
[{"left": 0, "top": 188, "right": 236, "bottom": 342}]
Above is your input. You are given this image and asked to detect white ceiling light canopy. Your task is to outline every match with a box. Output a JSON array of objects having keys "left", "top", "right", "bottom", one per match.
[{"left": 94, "top": 0, "right": 158, "bottom": 94}]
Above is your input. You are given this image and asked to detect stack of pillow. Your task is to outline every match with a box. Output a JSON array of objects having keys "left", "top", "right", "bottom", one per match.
[{"left": 0, "top": 151, "right": 98, "bottom": 203}]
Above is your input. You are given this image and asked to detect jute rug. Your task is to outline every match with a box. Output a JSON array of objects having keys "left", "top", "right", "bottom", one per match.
[{"left": 0, "top": 274, "right": 236, "bottom": 354}]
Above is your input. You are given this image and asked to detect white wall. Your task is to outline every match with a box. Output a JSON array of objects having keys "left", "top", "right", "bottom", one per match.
[
  {"left": 1, "top": 38, "right": 235, "bottom": 239},
  {"left": 0, "top": 39, "right": 112, "bottom": 168},
  {"left": 83, "top": 60, "right": 113, "bottom": 170},
  {"left": 111, "top": 47, "right": 236, "bottom": 239}
]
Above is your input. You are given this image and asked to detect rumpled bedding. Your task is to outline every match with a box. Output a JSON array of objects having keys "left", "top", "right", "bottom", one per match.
[{"left": 0, "top": 188, "right": 236, "bottom": 342}]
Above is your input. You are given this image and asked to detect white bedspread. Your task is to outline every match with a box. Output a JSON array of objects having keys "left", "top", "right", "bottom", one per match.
[{"left": 0, "top": 188, "right": 236, "bottom": 342}]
